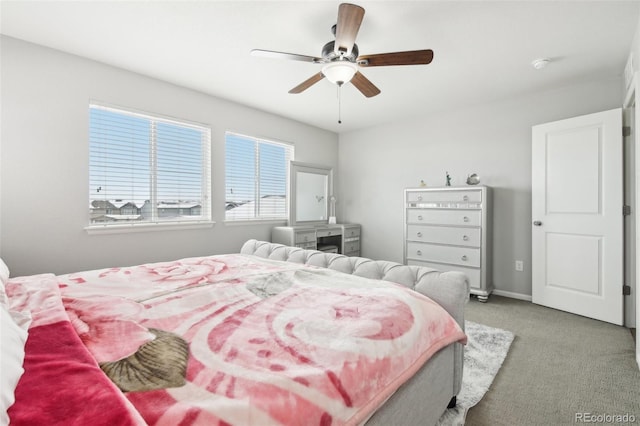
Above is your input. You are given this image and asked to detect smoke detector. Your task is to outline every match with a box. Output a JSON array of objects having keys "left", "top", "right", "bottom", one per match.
[{"left": 531, "top": 58, "right": 550, "bottom": 70}]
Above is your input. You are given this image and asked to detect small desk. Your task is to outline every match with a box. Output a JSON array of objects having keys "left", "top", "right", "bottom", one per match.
[{"left": 272, "top": 224, "right": 361, "bottom": 256}]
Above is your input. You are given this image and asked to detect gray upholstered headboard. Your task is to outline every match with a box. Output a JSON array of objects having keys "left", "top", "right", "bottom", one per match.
[{"left": 240, "top": 239, "right": 469, "bottom": 325}]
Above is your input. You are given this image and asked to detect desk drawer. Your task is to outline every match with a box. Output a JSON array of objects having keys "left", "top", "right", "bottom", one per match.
[
  {"left": 406, "top": 241, "right": 480, "bottom": 267},
  {"left": 406, "top": 190, "right": 482, "bottom": 204},
  {"left": 407, "top": 209, "right": 481, "bottom": 227},
  {"left": 316, "top": 228, "right": 341, "bottom": 238},
  {"left": 295, "top": 242, "right": 317, "bottom": 250},
  {"left": 294, "top": 231, "right": 316, "bottom": 244},
  {"left": 407, "top": 224, "right": 480, "bottom": 247},
  {"left": 344, "top": 240, "right": 360, "bottom": 254},
  {"left": 343, "top": 226, "right": 360, "bottom": 239}
]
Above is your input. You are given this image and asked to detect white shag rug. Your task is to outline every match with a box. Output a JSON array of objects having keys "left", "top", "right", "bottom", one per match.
[{"left": 436, "top": 320, "right": 515, "bottom": 426}]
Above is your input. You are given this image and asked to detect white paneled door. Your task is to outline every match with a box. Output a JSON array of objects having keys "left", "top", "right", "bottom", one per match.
[{"left": 532, "top": 109, "right": 623, "bottom": 325}]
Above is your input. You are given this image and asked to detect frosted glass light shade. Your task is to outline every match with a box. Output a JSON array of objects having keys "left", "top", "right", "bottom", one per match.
[{"left": 322, "top": 61, "right": 358, "bottom": 85}]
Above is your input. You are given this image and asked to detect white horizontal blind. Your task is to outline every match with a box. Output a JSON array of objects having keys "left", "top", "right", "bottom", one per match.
[
  {"left": 89, "top": 104, "right": 211, "bottom": 227},
  {"left": 225, "top": 132, "right": 293, "bottom": 221}
]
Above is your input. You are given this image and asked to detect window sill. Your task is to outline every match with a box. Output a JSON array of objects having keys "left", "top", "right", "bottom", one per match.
[
  {"left": 223, "top": 219, "right": 288, "bottom": 227},
  {"left": 85, "top": 221, "right": 215, "bottom": 235}
]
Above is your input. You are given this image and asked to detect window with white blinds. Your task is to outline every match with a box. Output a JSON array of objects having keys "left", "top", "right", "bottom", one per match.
[
  {"left": 89, "top": 104, "right": 211, "bottom": 228},
  {"left": 225, "top": 132, "right": 294, "bottom": 221}
]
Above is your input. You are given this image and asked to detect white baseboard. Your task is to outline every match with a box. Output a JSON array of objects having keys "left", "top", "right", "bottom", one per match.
[{"left": 491, "top": 289, "right": 532, "bottom": 302}]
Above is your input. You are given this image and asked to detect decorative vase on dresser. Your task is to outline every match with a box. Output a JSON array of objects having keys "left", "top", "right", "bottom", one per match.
[{"left": 403, "top": 186, "right": 493, "bottom": 302}]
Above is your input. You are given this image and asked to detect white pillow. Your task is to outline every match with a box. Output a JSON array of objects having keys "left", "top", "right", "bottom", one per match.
[
  {"left": 0, "top": 258, "right": 9, "bottom": 285},
  {"left": 0, "top": 304, "right": 30, "bottom": 425},
  {"left": 0, "top": 258, "right": 10, "bottom": 305}
]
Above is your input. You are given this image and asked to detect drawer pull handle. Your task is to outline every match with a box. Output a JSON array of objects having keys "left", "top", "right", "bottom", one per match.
[
  {"left": 461, "top": 255, "right": 468, "bottom": 261},
  {"left": 416, "top": 250, "right": 422, "bottom": 256},
  {"left": 417, "top": 215, "right": 423, "bottom": 221},
  {"left": 463, "top": 216, "right": 469, "bottom": 222},
  {"left": 463, "top": 235, "right": 469, "bottom": 241},
  {"left": 463, "top": 195, "right": 469, "bottom": 201},
  {"left": 417, "top": 232, "right": 423, "bottom": 237}
]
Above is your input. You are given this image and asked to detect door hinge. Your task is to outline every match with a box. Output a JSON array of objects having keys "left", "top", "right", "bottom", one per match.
[
  {"left": 623, "top": 126, "right": 632, "bottom": 137},
  {"left": 623, "top": 205, "right": 631, "bottom": 216},
  {"left": 623, "top": 285, "right": 631, "bottom": 296}
]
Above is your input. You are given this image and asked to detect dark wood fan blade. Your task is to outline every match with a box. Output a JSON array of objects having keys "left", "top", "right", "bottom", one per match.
[
  {"left": 357, "top": 50, "right": 434, "bottom": 67},
  {"left": 351, "top": 72, "right": 380, "bottom": 98},
  {"left": 289, "top": 72, "right": 325, "bottom": 94},
  {"left": 334, "top": 3, "right": 365, "bottom": 57},
  {"left": 251, "top": 49, "right": 324, "bottom": 63}
]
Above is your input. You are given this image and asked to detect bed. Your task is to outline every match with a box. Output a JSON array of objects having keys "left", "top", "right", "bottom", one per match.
[{"left": 1, "top": 239, "right": 469, "bottom": 426}]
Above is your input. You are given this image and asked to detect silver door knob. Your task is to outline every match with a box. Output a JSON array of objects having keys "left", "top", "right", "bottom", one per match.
[{"left": 533, "top": 221, "right": 543, "bottom": 226}]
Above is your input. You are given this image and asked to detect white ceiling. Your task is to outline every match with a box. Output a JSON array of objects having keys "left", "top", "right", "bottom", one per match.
[{"left": 2, "top": 1, "right": 639, "bottom": 133}]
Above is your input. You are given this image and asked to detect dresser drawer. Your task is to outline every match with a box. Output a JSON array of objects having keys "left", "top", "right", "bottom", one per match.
[
  {"left": 406, "top": 242, "right": 480, "bottom": 267},
  {"left": 294, "top": 231, "right": 316, "bottom": 244},
  {"left": 408, "top": 259, "right": 482, "bottom": 291},
  {"left": 406, "top": 224, "right": 480, "bottom": 247},
  {"left": 407, "top": 190, "right": 482, "bottom": 204},
  {"left": 407, "top": 209, "right": 481, "bottom": 227}
]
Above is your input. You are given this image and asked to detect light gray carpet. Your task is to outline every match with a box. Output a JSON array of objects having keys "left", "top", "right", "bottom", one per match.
[
  {"left": 437, "top": 321, "right": 514, "bottom": 426},
  {"left": 463, "top": 296, "right": 640, "bottom": 426}
]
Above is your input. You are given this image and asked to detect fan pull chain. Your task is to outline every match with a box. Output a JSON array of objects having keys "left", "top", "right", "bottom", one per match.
[{"left": 337, "top": 84, "right": 343, "bottom": 124}]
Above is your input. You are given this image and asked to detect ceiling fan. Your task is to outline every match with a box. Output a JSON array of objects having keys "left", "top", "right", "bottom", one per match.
[{"left": 251, "top": 3, "right": 434, "bottom": 98}]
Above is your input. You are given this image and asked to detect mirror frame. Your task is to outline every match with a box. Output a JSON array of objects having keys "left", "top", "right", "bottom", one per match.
[{"left": 289, "top": 161, "right": 333, "bottom": 226}]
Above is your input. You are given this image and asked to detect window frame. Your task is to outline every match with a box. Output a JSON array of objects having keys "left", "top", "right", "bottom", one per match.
[
  {"left": 224, "top": 131, "right": 294, "bottom": 223},
  {"left": 86, "top": 102, "right": 213, "bottom": 234}
]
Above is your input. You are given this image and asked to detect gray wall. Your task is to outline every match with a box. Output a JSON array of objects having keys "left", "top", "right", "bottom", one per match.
[
  {"left": 0, "top": 36, "right": 338, "bottom": 276},
  {"left": 337, "top": 77, "right": 623, "bottom": 298}
]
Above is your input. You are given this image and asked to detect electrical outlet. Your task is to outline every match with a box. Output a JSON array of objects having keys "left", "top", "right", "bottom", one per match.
[{"left": 515, "top": 260, "right": 524, "bottom": 272}]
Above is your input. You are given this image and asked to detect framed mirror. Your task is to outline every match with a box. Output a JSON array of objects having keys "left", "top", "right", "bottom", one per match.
[{"left": 289, "top": 161, "right": 333, "bottom": 226}]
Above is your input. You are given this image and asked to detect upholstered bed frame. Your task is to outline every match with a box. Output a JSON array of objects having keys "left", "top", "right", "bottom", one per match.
[{"left": 240, "top": 239, "right": 469, "bottom": 425}]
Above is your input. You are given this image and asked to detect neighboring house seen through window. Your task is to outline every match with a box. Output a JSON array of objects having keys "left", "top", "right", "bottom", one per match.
[
  {"left": 225, "top": 132, "right": 293, "bottom": 221},
  {"left": 89, "top": 104, "right": 211, "bottom": 228}
]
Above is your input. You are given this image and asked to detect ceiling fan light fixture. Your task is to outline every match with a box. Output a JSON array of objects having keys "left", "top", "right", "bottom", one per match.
[
  {"left": 254, "top": 3, "right": 430, "bottom": 98},
  {"left": 322, "top": 61, "right": 358, "bottom": 85}
]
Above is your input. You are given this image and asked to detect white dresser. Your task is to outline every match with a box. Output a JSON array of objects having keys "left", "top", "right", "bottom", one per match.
[
  {"left": 272, "top": 224, "right": 361, "bottom": 256},
  {"left": 404, "top": 186, "right": 492, "bottom": 301}
]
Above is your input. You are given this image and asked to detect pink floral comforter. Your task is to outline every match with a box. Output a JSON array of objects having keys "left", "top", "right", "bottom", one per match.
[{"left": 7, "top": 254, "right": 466, "bottom": 426}]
